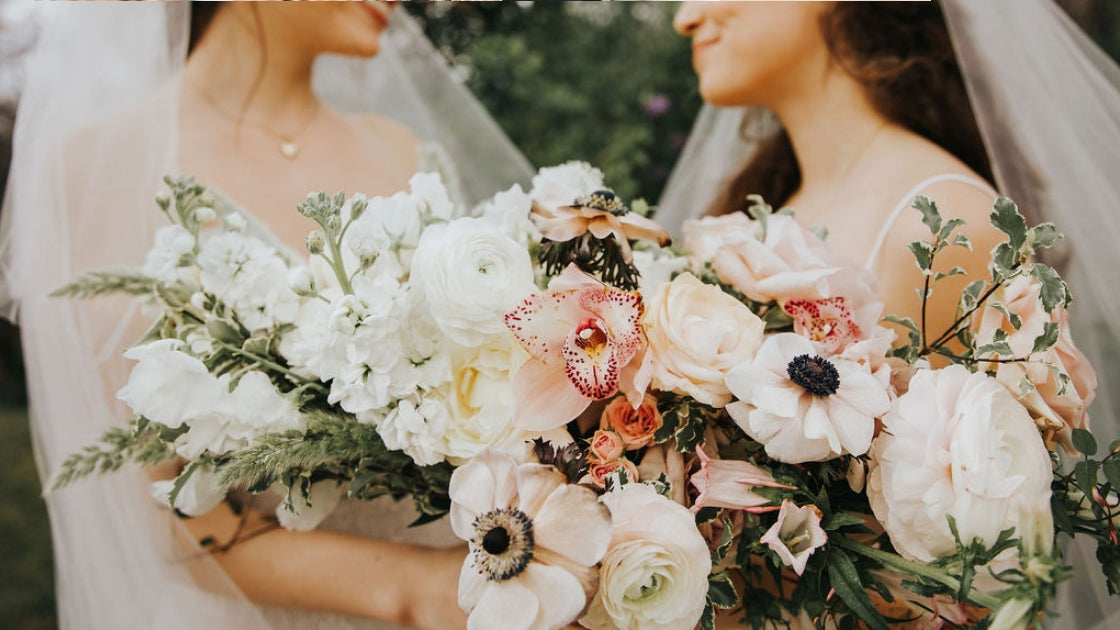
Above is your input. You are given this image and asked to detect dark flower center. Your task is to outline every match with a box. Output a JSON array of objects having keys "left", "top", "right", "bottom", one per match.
[
  {"left": 786, "top": 354, "right": 840, "bottom": 396},
  {"left": 578, "top": 190, "right": 628, "bottom": 216},
  {"left": 471, "top": 507, "right": 535, "bottom": 582},
  {"left": 482, "top": 526, "right": 511, "bottom": 555}
]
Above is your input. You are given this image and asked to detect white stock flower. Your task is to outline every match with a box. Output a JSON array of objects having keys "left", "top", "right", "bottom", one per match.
[
  {"left": 223, "top": 212, "right": 247, "bottom": 232},
  {"left": 582, "top": 483, "right": 711, "bottom": 630},
  {"left": 867, "top": 365, "right": 1053, "bottom": 563},
  {"left": 196, "top": 232, "right": 299, "bottom": 330},
  {"left": 451, "top": 452, "right": 612, "bottom": 630},
  {"left": 529, "top": 162, "right": 606, "bottom": 211},
  {"left": 409, "top": 171, "right": 455, "bottom": 221},
  {"left": 411, "top": 217, "right": 537, "bottom": 347},
  {"left": 645, "top": 272, "right": 764, "bottom": 407},
  {"left": 374, "top": 398, "right": 449, "bottom": 466},
  {"left": 725, "top": 333, "right": 890, "bottom": 463},
  {"left": 142, "top": 225, "right": 196, "bottom": 285},
  {"left": 275, "top": 480, "right": 345, "bottom": 532}
]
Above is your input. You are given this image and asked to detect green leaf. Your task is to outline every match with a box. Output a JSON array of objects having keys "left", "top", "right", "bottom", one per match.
[
  {"left": 207, "top": 319, "right": 243, "bottom": 344},
  {"left": 961, "top": 280, "right": 986, "bottom": 311},
  {"left": 1103, "top": 459, "right": 1120, "bottom": 491},
  {"left": 882, "top": 314, "right": 920, "bottom": 333},
  {"left": 976, "top": 341, "right": 1014, "bottom": 357},
  {"left": 991, "top": 242, "right": 1018, "bottom": 274},
  {"left": 1032, "top": 321, "right": 1061, "bottom": 354},
  {"left": 908, "top": 241, "right": 934, "bottom": 273},
  {"left": 828, "top": 549, "right": 889, "bottom": 630},
  {"left": 939, "top": 217, "right": 966, "bottom": 243},
  {"left": 913, "top": 195, "right": 942, "bottom": 236},
  {"left": 934, "top": 266, "right": 967, "bottom": 282},
  {"left": 1029, "top": 222, "right": 1061, "bottom": 249},
  {"left": 699, "top": 603, "right": 716, "bottom": 630},
  {"left": 822, "top": 512, "right": 866, "bottom": 531},
  {"left": 952, "top": 233, "right": 973, "bottom": 250},
  {"left": 1072, "top": 428, "right": 1099, "bottom": 457},
  {"left": 1074, "top": 459, "right": 1099, "bottom": 492},
  {"left": 707, "top": 571, "right": 739, "bottom": 609},
  {"left": 990, "top": 197, "right": 1028, "bottom": 250},
  {"left": 1029, "top": 264, "right": 1070, "bottom": 312},
  {"left": 712, "top": 518, "right": 735, "bottom": 564}
]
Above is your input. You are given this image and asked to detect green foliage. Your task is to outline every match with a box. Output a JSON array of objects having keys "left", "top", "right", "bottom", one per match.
[
  {"left": 50, "top": 417, "right": 178, "bottom": 490},
  {"left": 407, "top": 1, "right": 702, "bottom": 204},
  {"left": 654, "top": 394, "right": 720, "bottom": 452}
]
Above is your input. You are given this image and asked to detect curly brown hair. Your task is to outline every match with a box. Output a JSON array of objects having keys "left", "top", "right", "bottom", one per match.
[{"left": 717, "top": 1, "right": 993, "bottom": 215}]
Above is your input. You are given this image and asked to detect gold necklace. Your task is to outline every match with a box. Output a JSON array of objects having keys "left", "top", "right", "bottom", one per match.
[
  {"left": 837, "top": 121, "right": 889, "bottom": 183},
  {"left": 188, "top": 83, "right": 322, "bottom": 160}
]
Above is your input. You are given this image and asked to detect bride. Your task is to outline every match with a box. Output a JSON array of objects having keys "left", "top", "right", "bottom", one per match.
[
  {"left": 0, "top": 2, "right": 533, "bottom": 629},
  {"left": 665, "top": 0, "right": 1120, "bottom": 628}
]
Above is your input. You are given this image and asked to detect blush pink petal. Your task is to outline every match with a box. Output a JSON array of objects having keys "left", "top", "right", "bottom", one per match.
[
  {"left": 532, "top": 485, "right": 612, "bottom": 567},
  {"left": 520, "top": 563, "right": 587, "bottom": 630},
  {"left": 513, "top": 357, "right": 591, "bottom": 431},
  {"left": 505, "top": 291, "right": 581, "bottom": 362},
  {"left": 617, "top": 347, "right": 653, "bottom": 408},
  {"left": 449, "top": 452, "right": 519, "bottom": 540},
  {"left": 515, "top": 464, "right": 567, "bottom": 517}
]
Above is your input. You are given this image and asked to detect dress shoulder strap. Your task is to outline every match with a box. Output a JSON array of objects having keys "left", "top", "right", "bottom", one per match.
[{"left": 865, "top": 173, "right": 997, "bottom": 269}]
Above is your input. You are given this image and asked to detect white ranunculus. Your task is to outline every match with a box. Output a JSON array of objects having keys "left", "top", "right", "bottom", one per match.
[
  {"left": 867, "top": 365, "right": 1053, "bottom": 563},
  {"left": 275, "top": 480, "right": 345, "bottom": 532},
  {"left": 149, "top": 463, "right": 227, "bottom": 517},
  {"left": 437, "top": 333, "right": 530, "bottom": 463},
  {"left": 581, "top": 483, "right": 711, "bottom": 630},
  {"left": 645, "top": 272, "right": 764, "bottom": 408},
  {"left": 118, "top": 339, "right": 223, "bottom": 429},
  {"left": 411, "top": 217, "right": 536, "bottom": 347},
  {"left": 142, "top": 224, "right": 196, "bottom": 285},
  {"left": 475, "top": 184, "right": 539, "bottom": 245},
  {"left": 529, "top": 162, "right": 606, "bottom": 211}
]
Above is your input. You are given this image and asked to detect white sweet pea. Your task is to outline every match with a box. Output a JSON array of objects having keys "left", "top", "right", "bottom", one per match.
[
  {"left": 149, "top": 463, "right": 227, "bottom": 517},
  {"left": 582, "top": 483, "right": 711, "bottom": 630},
  {"left": 276, "top": 480, "right": 345, "bottom": 532},
  {"left": 867, "top": 365, "right": 1053, "bottom": 563},
  {"left": 411, "top": 217, "right": 536, "bottom": 347},
  {"left": 725, "top": 333, "right": 890, "bottom": 463},
  {"left": 117, "top": 339, "right": 223, "bottom": 429},
  {"left": 529, "top": 162, "right": 606, "bottom": 211}
]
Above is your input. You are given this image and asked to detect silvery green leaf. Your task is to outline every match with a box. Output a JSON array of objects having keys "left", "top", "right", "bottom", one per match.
[
  {"left": 938, "top": 217, "right": 966, "bottom": 242},
  {"left": 952, "top": 233, "right": 972, "bottom": 250},
  {"left": 914, "top": 195, "right": 942, "bottom": 235},
  {"left": 990, "top": 196, "right": 1028, "bottom": 250},
  {"left": 977, "top": 340, "right": 1014, "bottom": 357},
  {"left": 1032, "top": 321, "right": 1061, "bottom": 354},
  {"left": 1029, "top": 264, "right": 1071, "bottom": 311},
  {"left": 909, "top": 240, "right": 934, "bottom": 273},
  {"left": 989, "top": 302, "right": 1022, "bottom": 330},
  {"left": 1029, "top": 222, "right": 1061, "bottom": 249},
  {"left": 961, "top": 280, "right": 986, "bottom": 310},
  {"left": 934, "top": 266, "right": 967, "bottom": 282}
]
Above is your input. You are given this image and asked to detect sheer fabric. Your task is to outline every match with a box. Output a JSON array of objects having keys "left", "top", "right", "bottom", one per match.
[
  {"left": 658, "top": 1, "right": 1120, "bottom": 626},
  {"left": 0, "top": 2, "right": 532, "bottom": 628}
]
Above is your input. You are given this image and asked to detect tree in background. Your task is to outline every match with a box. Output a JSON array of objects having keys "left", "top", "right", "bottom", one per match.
[{"left": 407, "top": 0, "right": 701, "bottom": 204}]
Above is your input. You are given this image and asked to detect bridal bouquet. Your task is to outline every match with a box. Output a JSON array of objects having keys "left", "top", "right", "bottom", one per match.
[{"left": 55, "top": 163, "right": 1118, "bottom": 630}]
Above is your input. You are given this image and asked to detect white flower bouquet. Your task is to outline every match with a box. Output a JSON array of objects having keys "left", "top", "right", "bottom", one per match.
[{"left": 55, "top": 163, "right": 1118, "bottom": 629}]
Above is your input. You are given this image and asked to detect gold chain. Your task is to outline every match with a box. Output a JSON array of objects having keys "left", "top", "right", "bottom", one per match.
[{"left": 187, "top": 82, "right": 322, "bottom": 160}]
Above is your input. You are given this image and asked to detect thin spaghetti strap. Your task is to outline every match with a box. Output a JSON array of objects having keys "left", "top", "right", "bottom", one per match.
[{"left": 864, "top": 173, "right": 997, "bottom": 269}]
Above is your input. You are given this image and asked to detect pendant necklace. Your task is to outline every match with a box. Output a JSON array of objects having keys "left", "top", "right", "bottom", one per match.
[{"left": 189, "top": 83, "right": 322, "bottom": 160}]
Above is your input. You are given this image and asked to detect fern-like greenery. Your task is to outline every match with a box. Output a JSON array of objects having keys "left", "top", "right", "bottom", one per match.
[
  {"left": 49, "top": 270, "right": 163, "bottom": 300},
  {"left": 51, "top": 417, "right": 178, "bottom": 490}
]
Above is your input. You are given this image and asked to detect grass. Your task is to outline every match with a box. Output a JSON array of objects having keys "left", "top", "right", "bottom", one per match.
[{"left": 0, "top": 406, "right": 57, "bottom": 629}]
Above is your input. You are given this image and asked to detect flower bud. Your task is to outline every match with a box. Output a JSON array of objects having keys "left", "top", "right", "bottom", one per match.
[
  {"left": 155, "top": 193, "right": 171, "bottom": 211},
  {"left": 306, "top": 231, "right": 326, "bottom": 255},
  {"left": 288, "top": 267, "right": 317, "bottom": 297},
  {"left": 325, "top": 214, "right": 342, "bottom": 234},
  {"left": 224, "top": 213, "right": 247, "bottom": 232},
  {"left": 350, "top": 193, "right": 369, "bottom": 221},
  {"left": 192, "top": 206, "right": 217, "bottom": 224}
]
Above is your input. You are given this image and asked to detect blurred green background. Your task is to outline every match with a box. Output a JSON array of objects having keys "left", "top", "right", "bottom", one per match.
[{"left": 1, "top": 1, "right": 1118, "bottom": 627}]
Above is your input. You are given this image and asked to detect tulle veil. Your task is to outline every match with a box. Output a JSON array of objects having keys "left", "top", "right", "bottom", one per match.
[{"left": 0, "top": 2, "right": 531, "bottom": 628}]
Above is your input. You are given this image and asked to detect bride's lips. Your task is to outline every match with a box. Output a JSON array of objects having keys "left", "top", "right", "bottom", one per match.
[
  {"left": 692, "top": 38, "right": 717, "bottom": 62},
  {"left": 361, "top": 2, "right": 391, "bottom": 29}
]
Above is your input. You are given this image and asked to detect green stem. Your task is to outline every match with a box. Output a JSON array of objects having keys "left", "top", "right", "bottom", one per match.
[
  {"left": 214, "top": 341, "right": 329, "bottom": 396},
  {"left": 832, "top": 537, "right": 1002, "bottom": 610},
  {"left": 326, "top": 235, "right": 354, "bottom": 295}
]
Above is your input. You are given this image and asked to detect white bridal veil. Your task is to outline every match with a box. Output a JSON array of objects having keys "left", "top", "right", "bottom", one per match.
[
  {"left": 659, "top": 0, "right": 1120, "bottom": 627},
  {"left": 0, "top": 2, "right": 531, "bottom": 628}
]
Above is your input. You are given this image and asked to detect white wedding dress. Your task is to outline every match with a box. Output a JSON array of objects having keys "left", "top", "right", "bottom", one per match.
[{"left": 0, "top": 4, "right": 532, "bottom": 628}]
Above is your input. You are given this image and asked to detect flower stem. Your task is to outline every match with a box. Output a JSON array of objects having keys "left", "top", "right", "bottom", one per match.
[
  {"left": 832, "top": 537, "right": 1002, "bottom": 610},
  {"left": 214, "top": 341, "right": 329, "bottom": 396}
]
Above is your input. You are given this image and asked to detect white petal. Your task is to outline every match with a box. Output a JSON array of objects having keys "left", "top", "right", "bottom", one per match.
[
  {"left": 450, "top": 453, "right": 519, "bottom": 540},
  {"left": 467, "top": 578, "right": 540, "bottom": 630},
  {"left": 835, "top": 368, "right": 892, "bottom": 417},
  {"left": 459, "top": 556, "right": 488, "bottom": 611},
  {"left": 515, "top": 464, "right": 567, "bottom": 517},
  {"left": 521, "top": 563, "right": 587, "bottom": 630},
  {"left": 825, "top": 396, "right": 876, "bottom": 457},
  {"left": 533, "top": 485, "right": 611, "bottom": 567}
]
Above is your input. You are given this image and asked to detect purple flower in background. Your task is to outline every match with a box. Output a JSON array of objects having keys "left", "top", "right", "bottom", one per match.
[
  {"left": 669, "top": 132, "right": 688, "bottom": 151},
  {"left": 644, "top": 93, "right": 672, "bottom": 118}
]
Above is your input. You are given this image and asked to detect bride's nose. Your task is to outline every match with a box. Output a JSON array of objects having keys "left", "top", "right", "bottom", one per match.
[{"left": 673, "top": 1, "right": 703, "bottom": 37}]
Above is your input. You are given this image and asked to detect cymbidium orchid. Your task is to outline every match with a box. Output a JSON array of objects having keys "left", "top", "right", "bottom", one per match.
[{"left": 505, "top": 265, "right": 650, "bottom": 431}]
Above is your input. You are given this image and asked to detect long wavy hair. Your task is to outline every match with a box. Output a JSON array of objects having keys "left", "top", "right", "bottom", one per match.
[{"left": 717, "top": 1, "right": 993, "bottom": 215}]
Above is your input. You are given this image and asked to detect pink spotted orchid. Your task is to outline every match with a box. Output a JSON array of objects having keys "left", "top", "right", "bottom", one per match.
[
  {"left": 504, "top": 264, "right": 651, "bottom": 431},
  {"left": 783, "top": 297, "right": 864, "bottom": 355}
]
